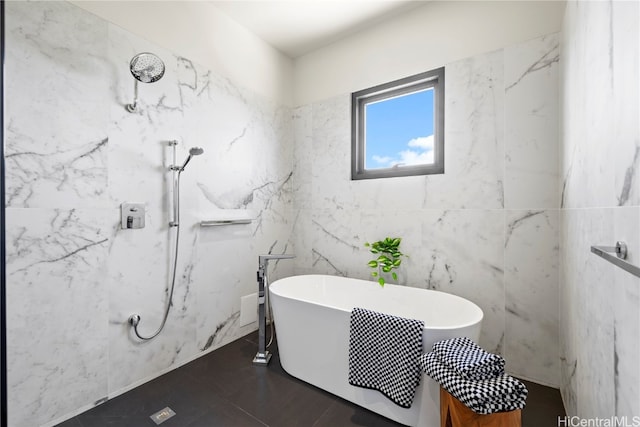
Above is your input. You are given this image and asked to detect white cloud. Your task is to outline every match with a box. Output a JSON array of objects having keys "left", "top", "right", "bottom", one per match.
[
  {"left": 407, "top": 135, "right": 435, "bottom": 151},
  {"left": 371, "top": 135, "right": 435, "bottom": 168},
  {"left": 397, "top": 148, "right": 434, "bottom": 166}
]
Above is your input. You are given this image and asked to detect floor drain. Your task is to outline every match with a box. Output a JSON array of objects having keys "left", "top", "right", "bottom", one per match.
[{"left": 150, "top": 407, "right": 176, "bottom": 425}]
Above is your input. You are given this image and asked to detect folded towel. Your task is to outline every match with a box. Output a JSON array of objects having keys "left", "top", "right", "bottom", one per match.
[
  {"left": 421, "top": 351, "right": 527, "bottom": 414},
  {"left": 348, "top": 307, "right": 424, "bottom": 408},
  {"left": 432, "top": 337, "right": 505, "bottom": 380}
]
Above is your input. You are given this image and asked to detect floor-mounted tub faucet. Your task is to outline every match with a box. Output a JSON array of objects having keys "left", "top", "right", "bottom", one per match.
[{"left": 254, "top": 254, "right": 295, "bottom": 365}]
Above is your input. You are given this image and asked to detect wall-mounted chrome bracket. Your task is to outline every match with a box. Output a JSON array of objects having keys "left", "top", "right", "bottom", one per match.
[{"left": 591, "top": 241, "right": 640, "bottom": 278}]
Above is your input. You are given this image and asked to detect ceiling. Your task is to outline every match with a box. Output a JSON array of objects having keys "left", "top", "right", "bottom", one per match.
[{"left": 210, "top": 1, "right": 425, "bottom": 58}]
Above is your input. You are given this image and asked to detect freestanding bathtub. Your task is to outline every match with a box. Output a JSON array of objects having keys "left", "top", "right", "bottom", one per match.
[{"left": 269, "top": 274, "right": 483, "bottom": 427}]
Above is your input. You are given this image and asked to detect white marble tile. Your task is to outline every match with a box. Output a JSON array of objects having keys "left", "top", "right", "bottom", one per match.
[
  {"left": 5, "top": 1, "right": 110, "bottom": 209},
  {"left": 574, "top": 209, "right": 616, "bottom": 417},
  {"left": 424, "top": 50, "right": 505, "bottom": 209},
  {"left": 612, "top": 207, "right": 640, "bottom": 417},
  {"left": 560, "top": 207, "right": 640, "bottom": 417},
  {"left": 559, "top": 209, "right": 579, "bottom": 415},
  {"left": 190, "top": 86, "right": 294, "bottom": 228},
  {"left": 418, "top": 209, "right": 506, "bottom": 354},
  {"left": 609, "top": 0, "right": 640, "bottom": 209},
  {"left": 290, "top": 211, "right": 314, "bottom": 276},
  {"left": 561, "top": 0, "right": 640, "bottom": 209},
  {"left": 6, "top": 208, "right": 110, "bottom": 427},
  {"left": 292, "top": 105, "right": 313, "bottom": 210},
  {"left": 504, "top": 209, "right": 560, "bottom": 386},
  {"left": 192, "top": 220, "right": 294, "bottom": 352},
  {"left": 307, "top": 209, "right": 423, "bottom": 283},
  {"left": 106, "top": 206, "right": 199, "bottom": 393},
  {"left": 504, "top": 34, "right": 560, "bottom": 209},
  {"left": 560, "top": 0, "right": 640, "bottom": 418}
]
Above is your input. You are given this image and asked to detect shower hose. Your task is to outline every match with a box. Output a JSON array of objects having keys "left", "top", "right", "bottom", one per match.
[{"left": 129, "top": 172, "right": 182, "bottom": 340}]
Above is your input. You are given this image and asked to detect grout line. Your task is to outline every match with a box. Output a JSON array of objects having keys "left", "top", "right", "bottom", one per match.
[
  {"left": 232, "top": 404, "right": 270, "bottom": 427},
  {"left": 310, "top": 400, "right": 335, "bottom": 427}
]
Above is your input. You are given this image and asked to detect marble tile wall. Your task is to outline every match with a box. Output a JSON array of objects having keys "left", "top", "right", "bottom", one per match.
[
  {"left": 5, "top": 2, "right": 294, "bottom": 426},
  {"left": 559, "top": 0, "right": 640, "bottom": 417},
  {"left": 292, "top": 33, "right": 561, "bottom": 386}
]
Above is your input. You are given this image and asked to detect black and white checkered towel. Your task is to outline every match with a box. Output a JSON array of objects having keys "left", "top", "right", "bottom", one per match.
[
  {"left": 433, "top": 337, "right": 506, "bottom": 380},
  {"left": 421, "top": 351, "right": 527, "bottom": 414},
  {"left": 348, "top": 307, "right": 424, "bottom": 408}
]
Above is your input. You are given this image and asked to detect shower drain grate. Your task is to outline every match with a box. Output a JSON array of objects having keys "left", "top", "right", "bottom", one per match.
[{"left": 150, "top": 407, "right": 176, "bottom": 425}]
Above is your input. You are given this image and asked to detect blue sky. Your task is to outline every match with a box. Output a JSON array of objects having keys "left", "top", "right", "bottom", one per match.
[{"left": 365, "top": 88, "right": 435, "bottom": 169}]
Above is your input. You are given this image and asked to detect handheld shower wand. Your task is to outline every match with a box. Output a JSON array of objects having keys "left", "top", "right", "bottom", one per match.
[{"left": 178, "top": 147, "right": 205, "bottom": 172}]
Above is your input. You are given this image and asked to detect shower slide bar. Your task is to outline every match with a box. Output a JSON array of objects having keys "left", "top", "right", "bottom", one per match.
[
  {"left": 590, "top": 241, "right": 640, "bottom": 278},
  {"left": 200, "top": 219, "right": 252, "bottom": 226}
]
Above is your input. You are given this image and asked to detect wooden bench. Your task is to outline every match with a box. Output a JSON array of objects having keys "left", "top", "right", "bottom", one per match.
[{"left": 440, "top": 387, "right": 521, "bottom": 427}]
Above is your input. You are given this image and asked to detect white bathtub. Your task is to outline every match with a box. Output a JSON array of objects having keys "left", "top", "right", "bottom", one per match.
[{"left": 269, "top": 274, "right": 483, "bottom": 427}]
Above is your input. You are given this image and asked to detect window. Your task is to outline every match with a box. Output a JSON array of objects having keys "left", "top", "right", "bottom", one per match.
[{"left": 351, "top": 67, "right": 444, "bottom": 180}]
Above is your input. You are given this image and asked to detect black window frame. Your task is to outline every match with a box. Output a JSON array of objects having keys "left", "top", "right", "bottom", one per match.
[{"left": 351, "top": 67, "right": 445, "bottom": 180}]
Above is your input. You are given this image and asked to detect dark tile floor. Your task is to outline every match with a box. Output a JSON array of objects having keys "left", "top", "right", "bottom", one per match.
[{"left": 57, "top": 331, "right": 565, "bottom": 427}]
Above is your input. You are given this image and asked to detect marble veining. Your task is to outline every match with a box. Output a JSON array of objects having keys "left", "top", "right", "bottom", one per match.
[
  {"left": 505, "top": 41, "right": 559, "bottom": 92},
  {"left": 6, "top": 130, "right": 109, "bottom": 208},
  {"left": 617, "top": 145, "right": 639, "bottom": 206},
  {"left": 6, "top": 207, "right": 110, "bottom": 427},
  {"left": 504, "top": 33, "right": 559, "bottom": 209},
  {"left": 311, "top": 248, "right": 346, "bottom": 276},
  {"left": 200, "top": 312, "right": 241, "bottom": 352},
  {"left": 504, "top": 210, "right": 545, "bottom": 247},
  {"left": 504, "top": 209, "right": 559, "bottom": 385}
]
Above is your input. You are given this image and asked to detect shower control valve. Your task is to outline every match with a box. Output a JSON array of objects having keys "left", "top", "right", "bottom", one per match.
[{"left": 121, "top": 203, "right": 145, "bottom": 229}]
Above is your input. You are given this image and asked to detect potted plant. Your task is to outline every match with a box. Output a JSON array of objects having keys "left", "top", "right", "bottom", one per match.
[{"left": 364, "top": 237, "right": 406, "bottom": 286}]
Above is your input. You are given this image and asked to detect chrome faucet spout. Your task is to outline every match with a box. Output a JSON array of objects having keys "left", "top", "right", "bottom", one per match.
[{"left": 258, "top": 254, "right": 295, "bottom": 269}]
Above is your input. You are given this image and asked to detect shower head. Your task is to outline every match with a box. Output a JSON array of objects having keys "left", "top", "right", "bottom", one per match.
[
  {"left": 129, "top": 53, "right": 165, "bottom": 83},
  {"left": 126, "top": 52, "right": 165, "bottom": 112},
  {"left": 179, "top": 147, "right": 204, "bottom": 172}
]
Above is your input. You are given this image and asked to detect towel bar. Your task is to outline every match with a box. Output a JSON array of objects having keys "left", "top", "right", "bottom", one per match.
[
  {"left": 590, "top": 241, "right": 640, "bottom": 279},
  {"left": 200, "top": 219, "right": 252, "bottom": 227}
]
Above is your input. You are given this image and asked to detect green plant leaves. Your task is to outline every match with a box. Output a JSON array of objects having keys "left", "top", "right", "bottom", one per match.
[{"left": 365, "top": 236, "right": 406, "bottom": 286}]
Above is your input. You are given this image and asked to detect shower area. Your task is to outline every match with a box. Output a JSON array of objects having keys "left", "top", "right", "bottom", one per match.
[{"left": 3, "top": 2, "right": 295, "bottom": 425}]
